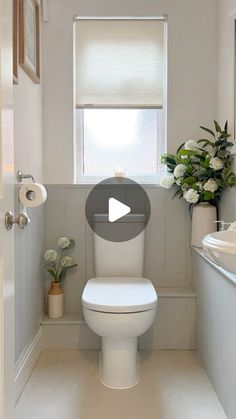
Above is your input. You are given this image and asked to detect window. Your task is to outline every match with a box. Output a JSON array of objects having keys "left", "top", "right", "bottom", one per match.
[{"left": 74, "top": 18, "right": 167, "bottom": 182}]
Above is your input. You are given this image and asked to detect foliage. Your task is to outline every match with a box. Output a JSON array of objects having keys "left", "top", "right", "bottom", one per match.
[{"left": 160, "top": 121, "right": 236, "bottom": 206}]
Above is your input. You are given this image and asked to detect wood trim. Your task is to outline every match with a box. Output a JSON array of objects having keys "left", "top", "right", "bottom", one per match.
[
  {"left": 19, "top": 0, "right": 40, "bottom": 84},
  {"left": 13, "top": 0, "right": 19, "bottom": 84}
]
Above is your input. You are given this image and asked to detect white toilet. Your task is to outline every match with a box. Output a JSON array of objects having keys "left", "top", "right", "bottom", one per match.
[{"left": 82, "top": 214, "right": 158, "bottom": 389}]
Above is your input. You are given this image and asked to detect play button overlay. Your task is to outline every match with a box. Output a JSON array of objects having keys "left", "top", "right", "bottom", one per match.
[
  {"left": 109, "top": 198, "right": 131, "bottom": 222},
  {"left": 85, "top": 177, "right": 151, "bottom": 242}
]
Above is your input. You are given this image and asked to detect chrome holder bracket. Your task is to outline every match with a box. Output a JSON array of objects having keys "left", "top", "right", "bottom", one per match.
[{"left": 17, "top": 170, "right": 35, "bottom": 183}]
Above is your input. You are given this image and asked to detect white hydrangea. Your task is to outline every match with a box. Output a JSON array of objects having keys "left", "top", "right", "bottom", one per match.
[
  {"left": 58, "top": 237, "right": 70, "bottom": 249},
  {"left": 160, "top": 174, "right": 175, "bottom": 189},
  {"left": 209, "top": 157, "right": 224, "bottom": 171},
  {"left": 185, "top": 140, "right": 198, "bottom": 151},
  {"left": 183, "top": 189, "right": 199, "bottom": 204},
  {"left": 61, "top": 256, "right": 73, "bottom": 268},
  {"left": 174, "top": 164, "right": 187, "bottom": 178},
  {"left": 44, "top": 249, "right": 57, "bottom": 263},
  {"left": 203, "top": 179, "right": 218, "bottom": 193}
]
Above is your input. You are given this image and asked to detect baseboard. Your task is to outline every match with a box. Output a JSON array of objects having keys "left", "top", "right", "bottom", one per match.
[{"left": 15, "top": 327, "right": 44, "bottom": 403}]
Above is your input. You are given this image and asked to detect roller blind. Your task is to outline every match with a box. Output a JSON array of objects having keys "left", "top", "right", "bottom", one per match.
[{"left": 75, "top": 19, "right": 165, "bottom": 108}]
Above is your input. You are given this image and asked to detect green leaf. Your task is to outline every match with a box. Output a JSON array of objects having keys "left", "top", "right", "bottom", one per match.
[
  {"left": 177, "top": 142, "right": 185, "bottom": 154},
  {"left": 224, "top": 121, "right": 228, "bottom": 132},
  {"left": 200, "top": 126, "right": 215, "bottom": 137},
  {"left": 214, "top": 120, "right": 221, "bottom": 133},
  {"left": 47, "top": 269, "right": 58, "bottom": 281},
  {"left": 178, "top": 149, "right": 196, "bottom": 156},
  {"left": 65, "top": 264, "right": 78, "bottom": 270}
]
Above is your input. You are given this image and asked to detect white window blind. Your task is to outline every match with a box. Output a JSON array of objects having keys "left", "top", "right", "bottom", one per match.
[{"left": 75, "top": 19, "right": 165, "bottom": 108}]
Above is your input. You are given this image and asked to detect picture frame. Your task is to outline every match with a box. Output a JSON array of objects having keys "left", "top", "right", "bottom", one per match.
[
  {"left": 19, "top": 0, "right": 40, "bottom": 83},
  {"left": 13, "top": 0, "right": 19, "bottom": 84}
]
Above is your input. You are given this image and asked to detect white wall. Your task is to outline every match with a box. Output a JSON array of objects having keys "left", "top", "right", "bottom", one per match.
[
  {"left": 217, "top": 0, "right": 236, "bottom": 222},
  {"left": 193, "top": 251, "right": 236, "bottom": 419},
  {"left": 42, "top": 0, "right": 218, "bottom": 184},
  {"left": 14, "top": 63, "right": 44, "bottom": 361}
]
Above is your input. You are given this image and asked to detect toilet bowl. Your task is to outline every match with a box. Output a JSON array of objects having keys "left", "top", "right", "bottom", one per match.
[{"left": 82, "top": 276, "right": 158, "bottom": 389}]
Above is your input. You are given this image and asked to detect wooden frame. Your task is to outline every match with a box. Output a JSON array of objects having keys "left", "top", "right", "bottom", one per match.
[
  {"left": 19, "top": 0, "right": 40, "bottom": 83},
  {"left": 13, "top": 0, "right": 19, "bottom": 84}
]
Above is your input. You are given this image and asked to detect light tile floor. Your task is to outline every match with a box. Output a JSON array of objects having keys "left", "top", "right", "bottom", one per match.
[{"left": 15, "top": 349, "right": 228, "bottom": 419}]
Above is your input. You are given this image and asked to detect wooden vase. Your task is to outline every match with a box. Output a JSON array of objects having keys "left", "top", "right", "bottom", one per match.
[{"left": 48, "top": 282, "right": 64, "bottom": 319}]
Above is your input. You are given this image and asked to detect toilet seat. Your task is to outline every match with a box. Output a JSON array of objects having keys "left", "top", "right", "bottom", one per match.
[{"left": 82, "top": 277, "right": 158, "bottom": 313}]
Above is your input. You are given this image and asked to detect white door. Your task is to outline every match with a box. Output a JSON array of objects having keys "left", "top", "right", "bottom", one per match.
[{"left": 0, "top": 0, "right": 15, "bottom": 418}]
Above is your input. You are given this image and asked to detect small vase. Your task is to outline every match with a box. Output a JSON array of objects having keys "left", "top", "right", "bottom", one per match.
[
  {"left": 48, "top": 282, "right": 64, "bottom": 319},
  {"left": 191, "top": 202, "right": 217, "bottom": 248}
]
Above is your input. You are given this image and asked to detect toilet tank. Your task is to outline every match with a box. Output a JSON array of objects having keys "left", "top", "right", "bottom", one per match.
[{"left": 94, "top": 214, "right": 145, "bottom": 277}]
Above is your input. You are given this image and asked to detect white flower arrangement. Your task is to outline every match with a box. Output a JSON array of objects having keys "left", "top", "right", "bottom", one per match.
[
  {"left": 61, "top": 256, "right": 74, "bottom": 268},
  {"left": 174, "top": 164, "right": 187, "bottom": 178},
  {"left": 183, "top": 189, "right": 200, "bottom": 204},
  {"left": 44, "top": 237, "right": 77, "bottom": 283},
  {"left": 160, "top": 174, "right": 175, "bottom": 189},
  {"left": 58, "top": 237, "right": 71, "bottom": 249},
  {"left": 44, "top": 249, "right": 57, "bottom": 263},
  {"left": 161, "top": 121, "right": 236, "bottom": 207}
]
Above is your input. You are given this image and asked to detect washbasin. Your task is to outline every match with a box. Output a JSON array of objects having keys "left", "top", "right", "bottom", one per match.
[{"left": 202, "top": 230, "right": 236, "bottom": 274}]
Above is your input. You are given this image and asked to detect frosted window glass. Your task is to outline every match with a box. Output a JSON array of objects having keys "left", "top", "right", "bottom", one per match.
[{"left": 81, "top": 109, "right": 160, "bottom": 176}]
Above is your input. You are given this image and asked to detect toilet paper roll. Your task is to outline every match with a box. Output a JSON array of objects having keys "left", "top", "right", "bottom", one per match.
[{"left": 19, "top": 183, "right": 47, "bottom": 208}]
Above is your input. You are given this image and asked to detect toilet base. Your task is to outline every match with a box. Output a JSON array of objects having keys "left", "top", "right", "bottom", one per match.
[{"left": 100, "top": 337, "right": 139, "bottom": 389}]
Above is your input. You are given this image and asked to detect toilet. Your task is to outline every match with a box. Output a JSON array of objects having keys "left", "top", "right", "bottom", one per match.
[{"left": 82, "top": 214, "right": 158, "bottom": 389}]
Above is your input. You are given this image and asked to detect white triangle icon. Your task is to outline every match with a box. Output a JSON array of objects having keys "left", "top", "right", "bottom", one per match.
[{"left": 108, "top": 198, "right": 131, "bottom": 222}]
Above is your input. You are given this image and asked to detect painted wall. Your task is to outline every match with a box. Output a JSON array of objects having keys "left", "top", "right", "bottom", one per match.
[
  {"left": 14, "top": 64, "right": 44, "bottom": 361},
  {"left": 193, "top": 251, "right": 236, "bottom": 419},
  {"left": 217, "top": 0, "right": 236, "bottom": 222},
  {"left": 42, "top": 0, "right": 218, "bottom": 184}
]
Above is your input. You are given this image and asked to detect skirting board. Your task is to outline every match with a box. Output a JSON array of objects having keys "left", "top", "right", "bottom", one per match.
[
  {"left": 15, "top": 327, "right": 43, "bottom": 403},
  {"left": 42, "top": 288, "right": 196, "bottom": 351}
]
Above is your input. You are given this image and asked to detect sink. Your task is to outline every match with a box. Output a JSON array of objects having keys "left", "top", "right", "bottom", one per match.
[{"left": 202, "top": 231, "right": 236, "bottom": 274}]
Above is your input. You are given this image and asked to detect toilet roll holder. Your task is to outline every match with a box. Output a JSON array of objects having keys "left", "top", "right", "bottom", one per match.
[{"left": 16, "top": 170, "right": 35, "bottom": 183}]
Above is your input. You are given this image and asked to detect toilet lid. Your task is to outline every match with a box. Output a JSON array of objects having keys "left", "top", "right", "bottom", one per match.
[{"left": 82, "top": 277, "right": 158, "bottom": 313}]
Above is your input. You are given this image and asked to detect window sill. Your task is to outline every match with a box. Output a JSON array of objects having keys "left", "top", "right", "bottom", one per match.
[{"left": 75, "top": 174, "right": 164, "bottom": 187}]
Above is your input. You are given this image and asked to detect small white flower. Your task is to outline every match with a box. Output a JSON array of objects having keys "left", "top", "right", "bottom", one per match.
[
  {"left": 174, "top": 164, "right": 187, "bottom": 178},
  {"left": 204, "top": 144, "right": 215, "bottom": 157},
  {"left": 44, "top": 249, "right": 57, "bottom": 263},
  {"left": 183, "top": 189, "right": 199, "bottom": 204},
  {"left": 176, "top": 177, "right": 183, "bottom": 186},
  {"left": 196, "top": 182, "right": 204, "bottom": 191},
  {"left": 61, "top": 256, "right": 73, "bottom": 268},
  {"left": 185, "top": 140, "right": 198, "bottom": 151},
  {"left": 209, "top": 157, "right": 224, "bottom": 171},
  {"left": 203, "top": 179, "right": 218, "bottom": 193},
  {"left": 160, "top": 174, "right": 175, "bottom": 189},
  {"left": 58, "top": 237, "right": 70, "bottom": 249}
]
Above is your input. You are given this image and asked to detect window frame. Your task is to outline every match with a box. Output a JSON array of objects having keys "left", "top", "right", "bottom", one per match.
[{"left": 73, "top": 16, "right": 168, "bottom": 185}]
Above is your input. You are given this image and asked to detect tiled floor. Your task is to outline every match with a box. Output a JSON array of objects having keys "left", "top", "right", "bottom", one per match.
[{"left": 15, "top": 349, "right": 228, "bottom": 419}]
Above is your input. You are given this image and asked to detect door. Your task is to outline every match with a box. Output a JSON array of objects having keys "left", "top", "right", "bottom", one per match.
[{"left": 0, "top": 0, "right": 15, "bottom": 418}]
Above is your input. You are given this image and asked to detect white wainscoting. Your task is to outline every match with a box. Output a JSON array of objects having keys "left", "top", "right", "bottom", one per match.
[
  {"left": 41, "top": 287, "right": 196, "bottom": 351},
  {"left": 45, "top": 186, "right": 192, "bottom": 313}
]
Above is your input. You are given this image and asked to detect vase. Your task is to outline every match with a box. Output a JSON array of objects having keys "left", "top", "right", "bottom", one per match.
[
  {"left": 191, "top": 202, "right": 217, "bottom": 248},
  {"left": 48, "top": 282, "right": 64, "bottom": 319}
]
